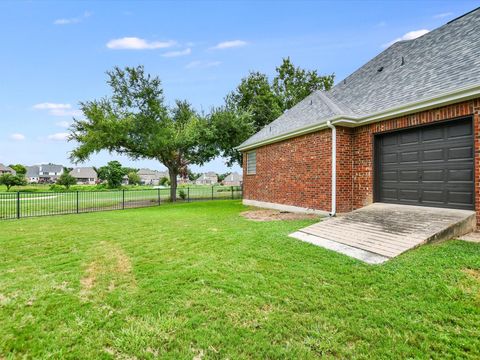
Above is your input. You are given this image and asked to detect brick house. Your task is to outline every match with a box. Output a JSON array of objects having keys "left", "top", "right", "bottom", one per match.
[{"left": 238, "top": 9, "right": 480, "bottom": 224}]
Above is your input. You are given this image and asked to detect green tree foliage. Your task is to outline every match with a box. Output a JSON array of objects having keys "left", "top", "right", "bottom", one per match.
[
  {"left": 159, "top": 177, "right": 170, "bottom": 186},
  {"left": 208, "top": 108, "right": 255, "bottom": 166},
  {"left": 272, "top": 57, "right": 335, "bottom": 110},
  {"left": 69, "top": 66, "right": 219, "bottom": 200},
  {"left": 96, "top": 161, "right": 125, "bottom": 188},
  {"left": 226, "top": 72, "right": 283, "bottom": 131},
  {"left": 217, "top": 172, "right": 230, "bottom": 182},
  {"left": 0, "top": 173, "right": 27, "bottom": 191},
  {"left": 8, "top": 164, "right": 27, "bottom": 176},
  {"left": 56, "top": 172, "right": 77, "bottom": 189},
  {"left": 127, "top": 171, "right": 141, "bottom": 185},
  {"left": 219, "top": 57, "right": 335, "bottom": 165},
  {"left": 187, "top": 169, "right": 201, "bottom": 182}
]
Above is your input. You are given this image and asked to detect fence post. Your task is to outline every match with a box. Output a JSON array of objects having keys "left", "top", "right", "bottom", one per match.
[
  {"left": 211, "top": 186, "right": 214, "bottom": 200},
  {"left": 16, "top": 191, "right": 20, "bottom": 219},
  {"left": 76, "top": 191, "right": 79, "bottom": 214},
  {"left": 231, "top": 186, "right": 234, "bottom": 199},
  {"left": 122, "top": 189, "right": 125, "bottom": 210},
  {"left": 157, "top": 188, "right": 161, "bottom": 206},
  {"left": 187, "top": 187, "right": 190, "bottom": 202}
]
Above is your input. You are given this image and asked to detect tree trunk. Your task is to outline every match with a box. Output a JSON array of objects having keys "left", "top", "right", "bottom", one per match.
[{"left": 168, "top": 169, "right": 177, "bottom": 202}]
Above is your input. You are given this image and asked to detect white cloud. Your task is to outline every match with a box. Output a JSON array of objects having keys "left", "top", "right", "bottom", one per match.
[
  {"left": 50, "top": 109, "right": 82, "bottom": 117},
  {"left": 33, "top": 103, "right": 71, "bottom": 110},
  {"left": 433, "top": 12, "right": 454, "bottom": 19},
  {"left": 185, "top": 60, "right": 221, "bottom": 69},
  {"left": 10, "top": 133, "right": 25, "bottom": 141},
  {"left": 54, "top": 11, "right": 91, "bottom": 25},
  {"left": 211, "top": 40, "right": 248, "bottom": 50},
  {"left": 33, "top": 103, "right": 82, "bottom": 117},
  {"left": 162, "top": 48, "right": 192, "bottom": 57},
  {"left": 56, "top": 121, "right": 71, "bottom": 128},
  {"left": 47, "top": 133, "right": 69, "bottom": 141},
  {"left": 383, "top": 29, "right": 429, "bottom": 48},
  {"left": 106, "top": 37, "right": 176, "bottom": 50}
]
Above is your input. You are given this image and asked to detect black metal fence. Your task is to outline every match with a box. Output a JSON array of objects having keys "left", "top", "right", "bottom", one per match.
[{"left": 0, "top": 186, "right": 242, "bottom": 220}]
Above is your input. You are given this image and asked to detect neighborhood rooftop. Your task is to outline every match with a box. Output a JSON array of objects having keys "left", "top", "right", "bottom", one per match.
[{"left": 239, "top": 8, "right": 480, "bottom": 149}]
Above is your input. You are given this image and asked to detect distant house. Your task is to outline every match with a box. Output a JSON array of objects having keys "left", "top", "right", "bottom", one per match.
[
  {"left": 222, "top": 172, "right": 242, "bottom": 187},
  {"left": 138, "top": 169, "right": 168, "bottom": 185},
  {"left": 70, "top": 167, "right": 98, "bottom": 185},
  {"left": 0, "top": 164, "right": 16, "bottom": 176},
  {"left": 177, "top": 175, "right": 191, "bottom": 185},
  {"left": 195, "top": 172, "right": 218, "bottom": 185},
  {"left": 36, "top": 164, "right": 64, "bottom": 183},
  {"left": 26, "top": 166, "right": 39, "bottom": 183}
]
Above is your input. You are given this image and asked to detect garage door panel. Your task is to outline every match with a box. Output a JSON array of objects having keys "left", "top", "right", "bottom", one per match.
[
  {"left": 382, "top": 170, "right": 398, "bottom": 181},
  {"left": 447, "top": 121, "right": 472, "bottom": 138},
  {"left": 422, "top": 169, "right": 445, "bottom": 182},
  {"left": 399, "top": 189, "right": 419, "bottom": 200},
  {"left": 423, "top": 148, "right": 444, "bottom": 162},
  {"left": 382, "top": 153, "right": 398, "bottom": 164},
  {"left": 448, "top": 191, "right": 474, "bottom": 206},
  {"left": 447, "top": 168, "right": 473, "bottom": 182},
  {"left": 381, "top": 188, "right": 398, "bottom": 201},
  {"left": 399, "top": 170, "right": 418, "bottom": 181},
  {"left": 376, "top": 118, "right": 474, "bottom": 210},
  {"left": 448, "top": 146, "right": 473, "bottom": 160},
  {"left": 422, "top": 190, "right": 445, "bottom": 203},
  {"left": 400, "top": 131, "right": 420, "bottom": 145},
  {"left": 422, "top": 127, "right": 444, "bottom": 142},
  {"left": 400, "top": 151, "right": 419, "bottom": 163}
]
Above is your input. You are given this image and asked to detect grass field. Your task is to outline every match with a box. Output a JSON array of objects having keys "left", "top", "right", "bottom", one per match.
[{"left": 0, "top": 201, "right": 479, "bottom": 359}]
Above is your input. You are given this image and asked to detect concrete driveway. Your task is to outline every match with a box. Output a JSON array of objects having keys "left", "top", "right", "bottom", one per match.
[{"left": 290, "top": 203, "right": 476, "bottom": 264}]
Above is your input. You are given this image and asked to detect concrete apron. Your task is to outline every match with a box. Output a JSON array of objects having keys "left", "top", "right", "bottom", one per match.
[{"left": 290, "top": 203, "right": 476, "bottom": 264}]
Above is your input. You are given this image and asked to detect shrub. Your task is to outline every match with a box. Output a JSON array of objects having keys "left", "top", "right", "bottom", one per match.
[{"left": 179, "top": 189, "right": 187, "bottom": 200}]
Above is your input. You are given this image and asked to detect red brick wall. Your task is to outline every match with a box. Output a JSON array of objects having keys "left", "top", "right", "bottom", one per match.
[
  {"left": 243, "top": 99, "right": 480, "bottom": 220},
  {"left": 243, "top": 130, "right": 333, "bottom": 211}
]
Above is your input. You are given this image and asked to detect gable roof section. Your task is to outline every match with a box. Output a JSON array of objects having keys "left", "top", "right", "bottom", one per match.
[
  {"left": 26, "top": 166, "right": 39, "bottom": 178},
  {"left": 239, "top": 7, "right": 480, "bottom": 150},
  {"left": 0, "top": 164, "right": 16, "bottom": 174},
  {"left": 38, "top": 164, "right": 64, "bottom": 173},
  {"left": 70, "top": 167, "right": 97, "bottom": 179}
]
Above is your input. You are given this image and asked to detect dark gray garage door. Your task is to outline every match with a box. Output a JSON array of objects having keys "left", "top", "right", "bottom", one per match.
[{"left": 375, "top": 117, "right": 474, "bottom": 210}]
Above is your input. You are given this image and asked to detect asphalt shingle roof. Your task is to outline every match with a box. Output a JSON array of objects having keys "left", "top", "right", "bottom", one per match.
[
  {"left": 240, "top": 8, "right": 480, "bottom": 149},
  {"left": 70, "top": 167, "right": 97, "bottom": 179}
]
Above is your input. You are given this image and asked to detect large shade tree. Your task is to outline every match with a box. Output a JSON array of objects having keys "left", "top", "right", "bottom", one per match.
[{"left": 69, "top": 66, "right": 218, "bottom": 201}]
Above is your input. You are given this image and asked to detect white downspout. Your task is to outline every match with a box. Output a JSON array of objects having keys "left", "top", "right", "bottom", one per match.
[{"left": 326, "top": 121, "right": 336, "bottom": 216}]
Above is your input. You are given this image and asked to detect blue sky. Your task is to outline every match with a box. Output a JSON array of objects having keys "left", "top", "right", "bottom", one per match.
[{"left": 0, "top": 0, "right": 477, "bottom": 173}]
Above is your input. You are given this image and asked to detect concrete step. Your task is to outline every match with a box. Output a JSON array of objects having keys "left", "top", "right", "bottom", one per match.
[{"left": 290, "top": 203, "right": 476, "bottom": 264}]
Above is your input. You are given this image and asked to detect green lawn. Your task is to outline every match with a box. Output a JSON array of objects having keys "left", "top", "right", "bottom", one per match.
[{"left": 0, "top": 201, "right": 479, "bottom": 359}]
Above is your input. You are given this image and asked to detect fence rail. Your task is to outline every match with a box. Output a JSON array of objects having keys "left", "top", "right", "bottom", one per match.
[{"left": 0, "top": 186, "right": 242, "bottom": 220}]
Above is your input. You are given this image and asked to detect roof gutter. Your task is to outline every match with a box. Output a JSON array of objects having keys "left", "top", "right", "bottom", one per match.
[{"left": 237, "top": 83, "right": 480, "bottom": 151}]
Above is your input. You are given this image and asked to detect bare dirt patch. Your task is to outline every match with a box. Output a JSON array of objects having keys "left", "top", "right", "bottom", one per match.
[
  {"left": 241, "top": 209, "right": 320, "bottom": 222},
  {"left": 80, "top": 241, "right": 137, "bottom": 300},
  {"left": 463, "top": 268, "right": 480, "bottom": 281}
]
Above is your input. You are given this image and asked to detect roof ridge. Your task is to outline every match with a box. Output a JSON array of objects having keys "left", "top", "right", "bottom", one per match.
[{"left": 315, "top": 91, "right": 344, "bottom": 115}]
